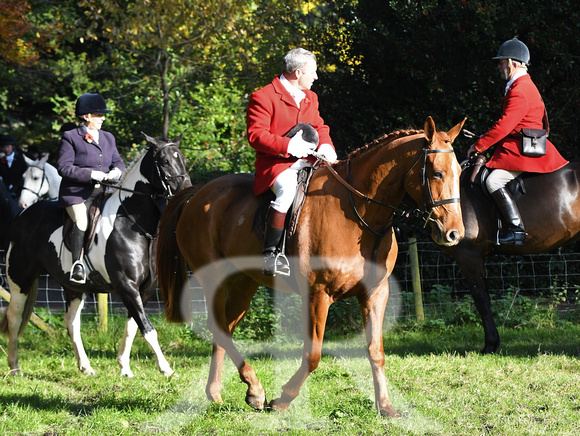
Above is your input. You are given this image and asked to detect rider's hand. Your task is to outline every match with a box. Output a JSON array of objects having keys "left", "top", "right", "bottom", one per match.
[
  {"left": 105, "top": 167, "right": 122, "bottom": 182},
  {"left": 287, "top": 130, "right": 316, "bottom": 158},
  {"left": 90, "top": 170, "right": 107, "bottom": 182},
  {"left": 316, "top": 143, "right": 337, "bottom": 163},
  {"left": 467, "top": 144, "right": 479, "bottom": 158}
]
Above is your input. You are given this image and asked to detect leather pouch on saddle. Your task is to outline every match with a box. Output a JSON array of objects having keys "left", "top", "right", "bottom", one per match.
[
  {"left": 63, "top": 192, "right": 111, "bottom": 253},
  {"left": 520, "top": 128, "right": 547, "bottom": 157}
]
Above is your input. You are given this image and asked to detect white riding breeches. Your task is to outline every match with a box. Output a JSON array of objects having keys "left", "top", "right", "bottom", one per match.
[
  {"left": 486, "top": 168, "right": 523, "bottom": 194},
  {"left": 270, "top": 159, "right": 313, "bottom": 213}
]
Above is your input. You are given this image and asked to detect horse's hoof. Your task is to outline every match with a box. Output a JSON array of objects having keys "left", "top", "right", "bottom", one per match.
[
  {"left": 268, "top": 398, "right": 289, "bottom": 413},
  {"left": 8, "top": 368, "right": 23, "bottom": 377},
  {"left": 120, "top": 369, "right": 135, "bottom": 378},
  {"left": 80, "top": 366, "right": 96, "bottom": 376},
  {"left": 245, "top": 393, "right": 267, "bottom": 411},
  {"left": 379, "top": 406, "right": 402, "bottom": 418}
]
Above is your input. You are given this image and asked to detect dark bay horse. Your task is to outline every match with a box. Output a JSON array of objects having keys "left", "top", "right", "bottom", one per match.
[
  {"left": 156, "top": 117, "right": 465, "bottom": 417},
  {"left": 441, "top": 156, "right": 580, "bottom": 354},
  {"left": 0, "top": 133, "right": 190, "bottom": 377}
]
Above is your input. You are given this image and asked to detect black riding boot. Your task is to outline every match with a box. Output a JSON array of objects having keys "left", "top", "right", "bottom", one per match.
[
  {"left": 262, "top": 208, "right": 290, "bottom": 276},
  {"left": 491, "top": 187, "right": 525, "bottom": 245},
  {"left": 70, "top": 224, "right": 86, "bottom": 284}
]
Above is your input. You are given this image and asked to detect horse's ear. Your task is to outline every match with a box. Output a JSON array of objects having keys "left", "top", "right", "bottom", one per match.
[
  {"left": 141, "top": 132, "right": 155, "bottom": 145},
  {"left": 24, "top": 155, "right": 35, "bottom": 166},
  {"left": 173, "top": 130, "right": 186, "bottom": 147},
  {"left": 40, "top": 152, "right": 49, "bottom": 163},
  {"left": 423, "top": 116, "right": 437, "bottom": 143},
  {"left": 447, "top": 118, "right": 467, "bottom": 144}
]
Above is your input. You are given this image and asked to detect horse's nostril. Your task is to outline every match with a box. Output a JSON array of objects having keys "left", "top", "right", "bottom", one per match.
[{"left": 448, "top": 230, "right": 459, "bottom": 242}]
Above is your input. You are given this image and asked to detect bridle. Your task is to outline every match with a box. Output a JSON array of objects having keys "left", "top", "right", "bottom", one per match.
[
  {"left": 21, "top": 164, "right": 53, "bottom": 201},
  {"left": 314, "top": 144, "right": 460, "bottom": 235},
  {"left": 101, "top": 143, "right": 189, "bottom": 201}
]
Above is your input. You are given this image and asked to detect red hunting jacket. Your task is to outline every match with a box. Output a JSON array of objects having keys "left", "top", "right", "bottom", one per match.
[
  {"left": 474, "top": 74, "right": 567, "bottom": 173},
  {"left": 246, "top": 76, "right": 334, "bottom": 195}
]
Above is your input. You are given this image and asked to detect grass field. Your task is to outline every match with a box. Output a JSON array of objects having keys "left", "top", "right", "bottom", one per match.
[{"left": 1, "top": 316, "right": 579, "bottom": 435}]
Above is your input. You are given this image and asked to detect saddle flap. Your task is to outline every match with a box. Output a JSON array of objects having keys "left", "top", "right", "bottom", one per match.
[
  {"left": 252, "top": 167, "right": 314, "bottom": 247},
  {"left": 63, "top": 192, "right": 111, "bottom": 252}
]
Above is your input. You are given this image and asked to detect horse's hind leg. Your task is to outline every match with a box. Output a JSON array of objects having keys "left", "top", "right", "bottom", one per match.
[
  {"left": 63, "top": 291, "right": 96, "bottom": 375},
  {"left": 202, "top": 271, "right": 265, "bottom": 410}
]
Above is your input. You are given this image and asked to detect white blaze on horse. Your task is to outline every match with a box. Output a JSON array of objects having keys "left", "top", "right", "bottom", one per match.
[
  {"left": 19, "top": 154, "right": 62, "bottom": 209},
  {"left": 0, "top": 133, "right": 190, "bottom": 377}
]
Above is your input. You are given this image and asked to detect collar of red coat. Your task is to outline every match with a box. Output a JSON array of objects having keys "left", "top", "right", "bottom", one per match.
[{"left": 272, "top": 76, "right": 311, "bottom": 107}]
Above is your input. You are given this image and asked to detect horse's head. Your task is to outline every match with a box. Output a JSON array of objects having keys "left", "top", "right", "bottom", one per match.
[
  {"left": 406, "top": 116, "right": 465, "bottom": 246},
  {"left": 141, "top": 132, "right": 191, "bottom": 198},
  {"left": 19, "top": 153, "right": 50, "bottom": 209}
]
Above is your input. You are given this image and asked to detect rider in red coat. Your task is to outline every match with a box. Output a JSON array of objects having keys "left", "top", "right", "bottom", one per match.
[
  {"left": 247, "top": 48, "right": 336, "bottom": 276},
  {"left": 468, "top": 38, "right": 568, "bottom": 245}
]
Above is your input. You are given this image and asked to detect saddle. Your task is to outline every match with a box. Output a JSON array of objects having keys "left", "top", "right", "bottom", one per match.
[
  {"left": 463, "top": 155, "right": 526, "bottom": 200},
  {"left": 252, "top": 166, "right": 314, "bottom": 247},
  {"left": 63, "top": 192, "right": 111, "bottom": 254}
]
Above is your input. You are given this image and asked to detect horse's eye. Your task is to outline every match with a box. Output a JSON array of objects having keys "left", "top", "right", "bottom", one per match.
[{"left": 433, "top": 171, "right": 444, "bottom": 179}]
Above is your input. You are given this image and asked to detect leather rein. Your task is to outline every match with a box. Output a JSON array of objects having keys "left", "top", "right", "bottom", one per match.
[{"left": 313, "top": 146, "right": 460, "bottom": 235}]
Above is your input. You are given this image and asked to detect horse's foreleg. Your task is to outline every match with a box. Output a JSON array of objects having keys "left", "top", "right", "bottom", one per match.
[
  {"left": 117, "top": 317, "right": 139, "bottom": 377},
  {"left": 142, "top": 326, "right": 175, "bottom": 377},
  {"left": 2, "top": 288, "right": 28, "bottom": 376},
  {"left": 64, "top": 293, "right": 96, "bottom": 375},
  {"left": 358, "top": 285, "right": 400, "bottom": 418},
  {"left": 269, "top": 291, "right": 331, "bottom": 413}
]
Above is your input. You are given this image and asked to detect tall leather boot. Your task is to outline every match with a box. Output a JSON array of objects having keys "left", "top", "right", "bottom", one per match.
[
  {"left": 70, "top": 224, "right": 86, "bottom": 284},
  {"left": 491, "top": 187, "right": 525, "bottom": 245},
  {"left": 262, "top": 207, "right": 290, "bottom": 276}
]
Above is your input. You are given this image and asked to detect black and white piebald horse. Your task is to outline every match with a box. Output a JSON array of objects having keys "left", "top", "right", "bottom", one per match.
[{"left": 0, "top": 133, "right": 190, "bottom": 377}]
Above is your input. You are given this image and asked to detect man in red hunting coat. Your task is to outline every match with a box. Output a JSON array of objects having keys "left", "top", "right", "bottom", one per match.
[
  {"left": 468, "top": 38, "right": 567, "bottom": 245},
  {"left": 247, "top": 47, "right": 336, "bottom": 276}
]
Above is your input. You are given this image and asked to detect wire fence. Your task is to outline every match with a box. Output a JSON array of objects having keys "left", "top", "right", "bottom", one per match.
[{"left": 1, "top": 242, "right": 579, "bottom": 328}]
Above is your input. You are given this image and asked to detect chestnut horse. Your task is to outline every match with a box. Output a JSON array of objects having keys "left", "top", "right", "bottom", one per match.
[
  {"left": 156, "top": 117, "right": 465, "bottom": 417},
  {"left": 441, "top": 155, "right": 580, "bottom": 353}
]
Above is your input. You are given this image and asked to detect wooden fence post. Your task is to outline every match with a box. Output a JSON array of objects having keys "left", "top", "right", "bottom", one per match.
[
  {"left": 97, "top": 293, "right": 108, "bottom": 332},
  {"left": 408, "top": 237, "right": 425, "bottom": 322}
]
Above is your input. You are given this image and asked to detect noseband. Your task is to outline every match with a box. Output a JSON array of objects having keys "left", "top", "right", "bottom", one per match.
[{"left": 405, "top": 148, "right": 461, "bottom": 226}]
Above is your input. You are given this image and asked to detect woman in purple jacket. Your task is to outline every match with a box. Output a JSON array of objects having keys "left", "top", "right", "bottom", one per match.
[{"left": 56, "top": 93, "right": 126, "bottom": 283}]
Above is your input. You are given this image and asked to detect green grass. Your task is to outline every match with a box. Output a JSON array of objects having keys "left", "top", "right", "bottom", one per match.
[{"left": 1, "top": 317, "right": 579, "bottom": 435}]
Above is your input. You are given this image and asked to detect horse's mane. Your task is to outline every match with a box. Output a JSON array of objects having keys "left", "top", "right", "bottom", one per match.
[
  {"left": 118, "top": 147, "right": 148, "bottom": 184},
  {"left": 346, "top": 128, "right": 423, "bottom": 161}
]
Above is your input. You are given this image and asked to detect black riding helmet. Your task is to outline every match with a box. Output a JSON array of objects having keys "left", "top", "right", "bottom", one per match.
[
  {"left": 492, "top": 38, "right": 530, "bottom": 64},
  {"left": 75, "top": 92, "right": 112, "bottom": 117}
]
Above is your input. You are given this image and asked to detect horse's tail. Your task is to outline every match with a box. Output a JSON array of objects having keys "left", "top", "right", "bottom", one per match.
[
  {"left": 0, "top": 279, "right": 39, "bottom": 337},
  {"left": 157, "top": 185, "right": 200, "bottom": 323}
]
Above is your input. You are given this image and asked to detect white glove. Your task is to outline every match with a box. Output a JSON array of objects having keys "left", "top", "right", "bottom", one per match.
[
  {"left": 105, "top": 167, "right": 122, "bottom": 182},
  {"left": 287, "top": 130, "right": 316, "bottom": 158},
  {"left": 90, "top": 170, "right": 106, "bottom": 182},
  {"left": 316, "top": 143, "right": 337, "bottom": 163}
]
